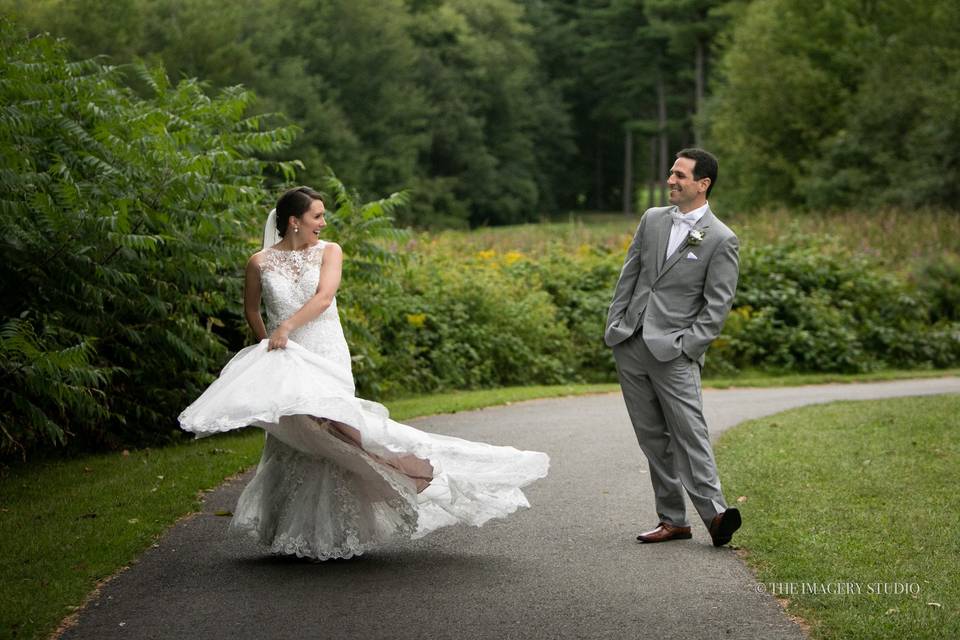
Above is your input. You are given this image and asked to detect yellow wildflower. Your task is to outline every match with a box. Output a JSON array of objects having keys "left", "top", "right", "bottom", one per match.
[
  {"left": 504, "top": 250, "right": 524, "bottom": 265},
  {"left": 406, "top": 313, "right": 427, "bottom": 328}
]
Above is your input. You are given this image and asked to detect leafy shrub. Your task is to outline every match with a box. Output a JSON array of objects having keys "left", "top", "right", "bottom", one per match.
[
  {"left": 911, "top": 254, "right": 960, "bottom": 323},
  {"left": 316, "top": 174, "right": 411, "bottom": 397},
  {"left": 711, "top": 236, "right": 960, "bottom": 373},
  {"left": 0, "top": 22, "right": 297, "bottom": 457},
  {"left": 354, "top": 231, "right": 960, "bottom": 395},
  {"left": 359, "top": 250, "right": 579, "bottom": 397},
  {"left": 525, "top": 246, "right": 621, "bottom": 382}
]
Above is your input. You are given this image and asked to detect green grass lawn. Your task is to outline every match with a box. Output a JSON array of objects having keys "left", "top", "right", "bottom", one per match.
[
  {"left": 2, "top": 373, "right": 958, "bottom": 639},
  {"left": 0, "top": 429, "right": 267, "bottom": 640},
  {"left": 716, "top": 394, "right": 960, "bottom": 640}
]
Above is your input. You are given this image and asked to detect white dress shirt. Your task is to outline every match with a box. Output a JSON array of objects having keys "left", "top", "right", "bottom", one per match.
[{"left": 666, "top": 202, "right": 709, "bottom": 260}]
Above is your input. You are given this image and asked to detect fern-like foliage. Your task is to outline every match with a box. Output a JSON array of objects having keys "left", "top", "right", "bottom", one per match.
[
  {"left": 0, "top": 19, "right": 298, "bottom": 457},
  {"left": 319, "top": 171, "right": 411, "bottom": 396}
]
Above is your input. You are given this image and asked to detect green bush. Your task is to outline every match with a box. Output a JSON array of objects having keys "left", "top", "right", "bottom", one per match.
[
  {"left": 912, "top": 253, "right": 960, "bottom": 323},
  {"left": 359, "top": 250, "right": 578, "bottom": 397},
  {"left": 710, "top": 236, "right": 960, "bottom": 373},
  {"left": 350, "top": 232, "right": 960, "bottom": 397},
  {"left": 526, "top": 247, "right": 621, "bottom": 382},
  {"left": 315, "top": 175, "right": 412, "bottom": 398},
  {"left": 0, "top": 22, "right": 297, "bottom": 457}
]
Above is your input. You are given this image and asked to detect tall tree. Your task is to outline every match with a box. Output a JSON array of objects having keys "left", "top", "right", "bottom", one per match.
[
  {"left": 408, "top": 0, "right": 573, "bottom": 226},
  {"left": 644, "top": 0, "right": 728, "bottom": 146},
  {"left": 800, "top": 0, "right": 960, "bottom": 210},
  {"left": 706, "top": 0, "right": 960, "bottom": 211},
  {"left": 574, "top": 0, "right": 685, "bottom": 211},
  {"left": 529, "top": 0, "right": 705, "bottom": 212},
  {"left": 6, "top": 0, "right": 742, "bottom": 221}
]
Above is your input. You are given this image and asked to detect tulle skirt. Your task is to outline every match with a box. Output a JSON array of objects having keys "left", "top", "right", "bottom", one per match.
[{"left": 179, "top": 340, "right": 550, "bottom": 559}]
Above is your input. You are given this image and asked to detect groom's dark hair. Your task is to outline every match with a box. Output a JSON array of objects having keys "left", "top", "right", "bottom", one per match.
[
  {"left": 276, "top": 186, "right": 324, "bottom": 237},
  {"left": 676, "top": 148, "right": 718, "bottom": 198}
]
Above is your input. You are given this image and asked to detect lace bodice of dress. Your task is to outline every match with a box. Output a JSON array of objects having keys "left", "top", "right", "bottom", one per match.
[{"left": 259, "top": 241, "right": 352, "bottom": 372}]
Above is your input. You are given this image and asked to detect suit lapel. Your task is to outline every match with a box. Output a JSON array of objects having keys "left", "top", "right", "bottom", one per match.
[
  {"left": 655, "top": 207, "right": 675, "bottom": 275},
  {"left": 655, "top": 208, "right": 715, "bottom": 282}
]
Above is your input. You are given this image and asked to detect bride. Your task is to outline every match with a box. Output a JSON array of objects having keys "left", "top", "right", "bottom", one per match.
[{"left": 179, "top": 186, "right": 549, "bottom": 560}]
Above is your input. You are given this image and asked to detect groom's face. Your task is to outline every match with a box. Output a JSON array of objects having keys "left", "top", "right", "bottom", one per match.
[{"left": 668, "top": 158, "right": 709, "bottom": 211}]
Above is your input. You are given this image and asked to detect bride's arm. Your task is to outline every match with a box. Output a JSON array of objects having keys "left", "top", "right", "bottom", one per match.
[
  {"left": 244, "top": 254, "right": 268, "bottom": 341},
  {"left": 268, "top": 243, "right": 343, "bottom": 350}
]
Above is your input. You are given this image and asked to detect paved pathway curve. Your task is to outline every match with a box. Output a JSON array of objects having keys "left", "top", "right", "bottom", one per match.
[{"left": 60, "top": 378, "right": 960, "bottom": 640}]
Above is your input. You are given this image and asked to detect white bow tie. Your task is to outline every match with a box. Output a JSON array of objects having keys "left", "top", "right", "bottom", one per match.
[{"left": 671, "top": 210, "right": 698, "bottom": 227}]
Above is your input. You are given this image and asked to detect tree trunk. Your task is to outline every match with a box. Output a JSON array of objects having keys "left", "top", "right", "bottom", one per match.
[
  {"left": 648, "top": 136, "right": 657, "bottom": 210},
  {"left": 657, "top": 74, "right": 668, "bottom": 206},
  {"left": 694, "top": 37, "right": 704, "bottom": 147},
  {"left": 622, "top": 127, "right": 633, "bottom": 215},
  {"left": 594, "top": 132, "right": 605, "bottom": 210}
]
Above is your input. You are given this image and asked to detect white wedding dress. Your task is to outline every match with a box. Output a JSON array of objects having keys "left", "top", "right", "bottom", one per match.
[{"left": 179, "top": 241, "right": 549, "bottom": 559}]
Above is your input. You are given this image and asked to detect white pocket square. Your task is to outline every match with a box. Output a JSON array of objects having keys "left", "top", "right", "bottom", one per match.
[{"left": 686, "top": 252, "right": 698, "bottom": 260}]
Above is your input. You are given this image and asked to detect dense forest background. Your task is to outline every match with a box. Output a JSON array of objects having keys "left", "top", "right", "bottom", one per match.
[
  {"left": 2, "top": 0, "right": 959, "bottom": 458},
  {"left": 7, "top": 0, "right": 958, "bottom": 227}
]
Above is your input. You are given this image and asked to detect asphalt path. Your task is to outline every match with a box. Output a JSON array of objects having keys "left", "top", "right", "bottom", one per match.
[{"left": 60, "top": 377, "right": 960, "bottom": 640}]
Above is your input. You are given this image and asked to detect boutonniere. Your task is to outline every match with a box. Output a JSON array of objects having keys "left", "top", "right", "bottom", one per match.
[{"left": 687, "top": 229, "right": 706, "bottom": 246}]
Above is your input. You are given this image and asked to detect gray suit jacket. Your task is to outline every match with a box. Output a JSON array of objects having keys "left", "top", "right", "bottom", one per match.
[{"left": 604, "top": 205, "right": 739, "bottom": 364}]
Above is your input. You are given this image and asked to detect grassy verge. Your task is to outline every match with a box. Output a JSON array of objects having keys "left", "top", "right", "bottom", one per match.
[
  {"left": 702, "top": 367, "right": 960, "bottom": 389},
  {"left": 384, "top": 383, "right": 620, "bottom": 419},
  {"left": 384, "top": 368, "right": 960, "bottom": 419},
  {"left": 2, "top": 371, "right": 957, "bottom": 639},
  {"left": 0, "top": 429, "right": 267, "bottom": 640},
  {"left": 715, "top": 394, "right": 960, "bottom": 639}
]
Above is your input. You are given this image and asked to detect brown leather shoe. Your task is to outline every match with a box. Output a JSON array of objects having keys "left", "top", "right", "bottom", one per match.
[
  {"left": 709, "top": 508, "right": 742, "bottom": 547},
  {"left": 636, "top": 522, "right": 692, "bottom": 543}
]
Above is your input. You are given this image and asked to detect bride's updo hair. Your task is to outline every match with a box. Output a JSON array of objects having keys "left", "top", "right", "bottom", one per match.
[{"left": 275, "top": 186, "right": 324, "bottom": 237}]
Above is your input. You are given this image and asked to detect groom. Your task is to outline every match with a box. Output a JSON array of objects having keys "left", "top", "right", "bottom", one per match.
[{"left": 605, "top": 148, "right": 741, "bottom": 547}]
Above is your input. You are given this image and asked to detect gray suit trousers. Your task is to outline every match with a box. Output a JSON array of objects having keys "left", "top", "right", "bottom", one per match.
[{"left": 612, "top": 332, "right": 727, "bottom": 529}]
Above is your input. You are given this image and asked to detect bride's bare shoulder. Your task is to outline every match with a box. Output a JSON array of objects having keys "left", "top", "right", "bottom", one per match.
[
  {"left": 247, "top": 249, "right": 271, "bottom": 269},
  {"left": 322, "top": 242, "right": 343, "bottom": 258}
]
